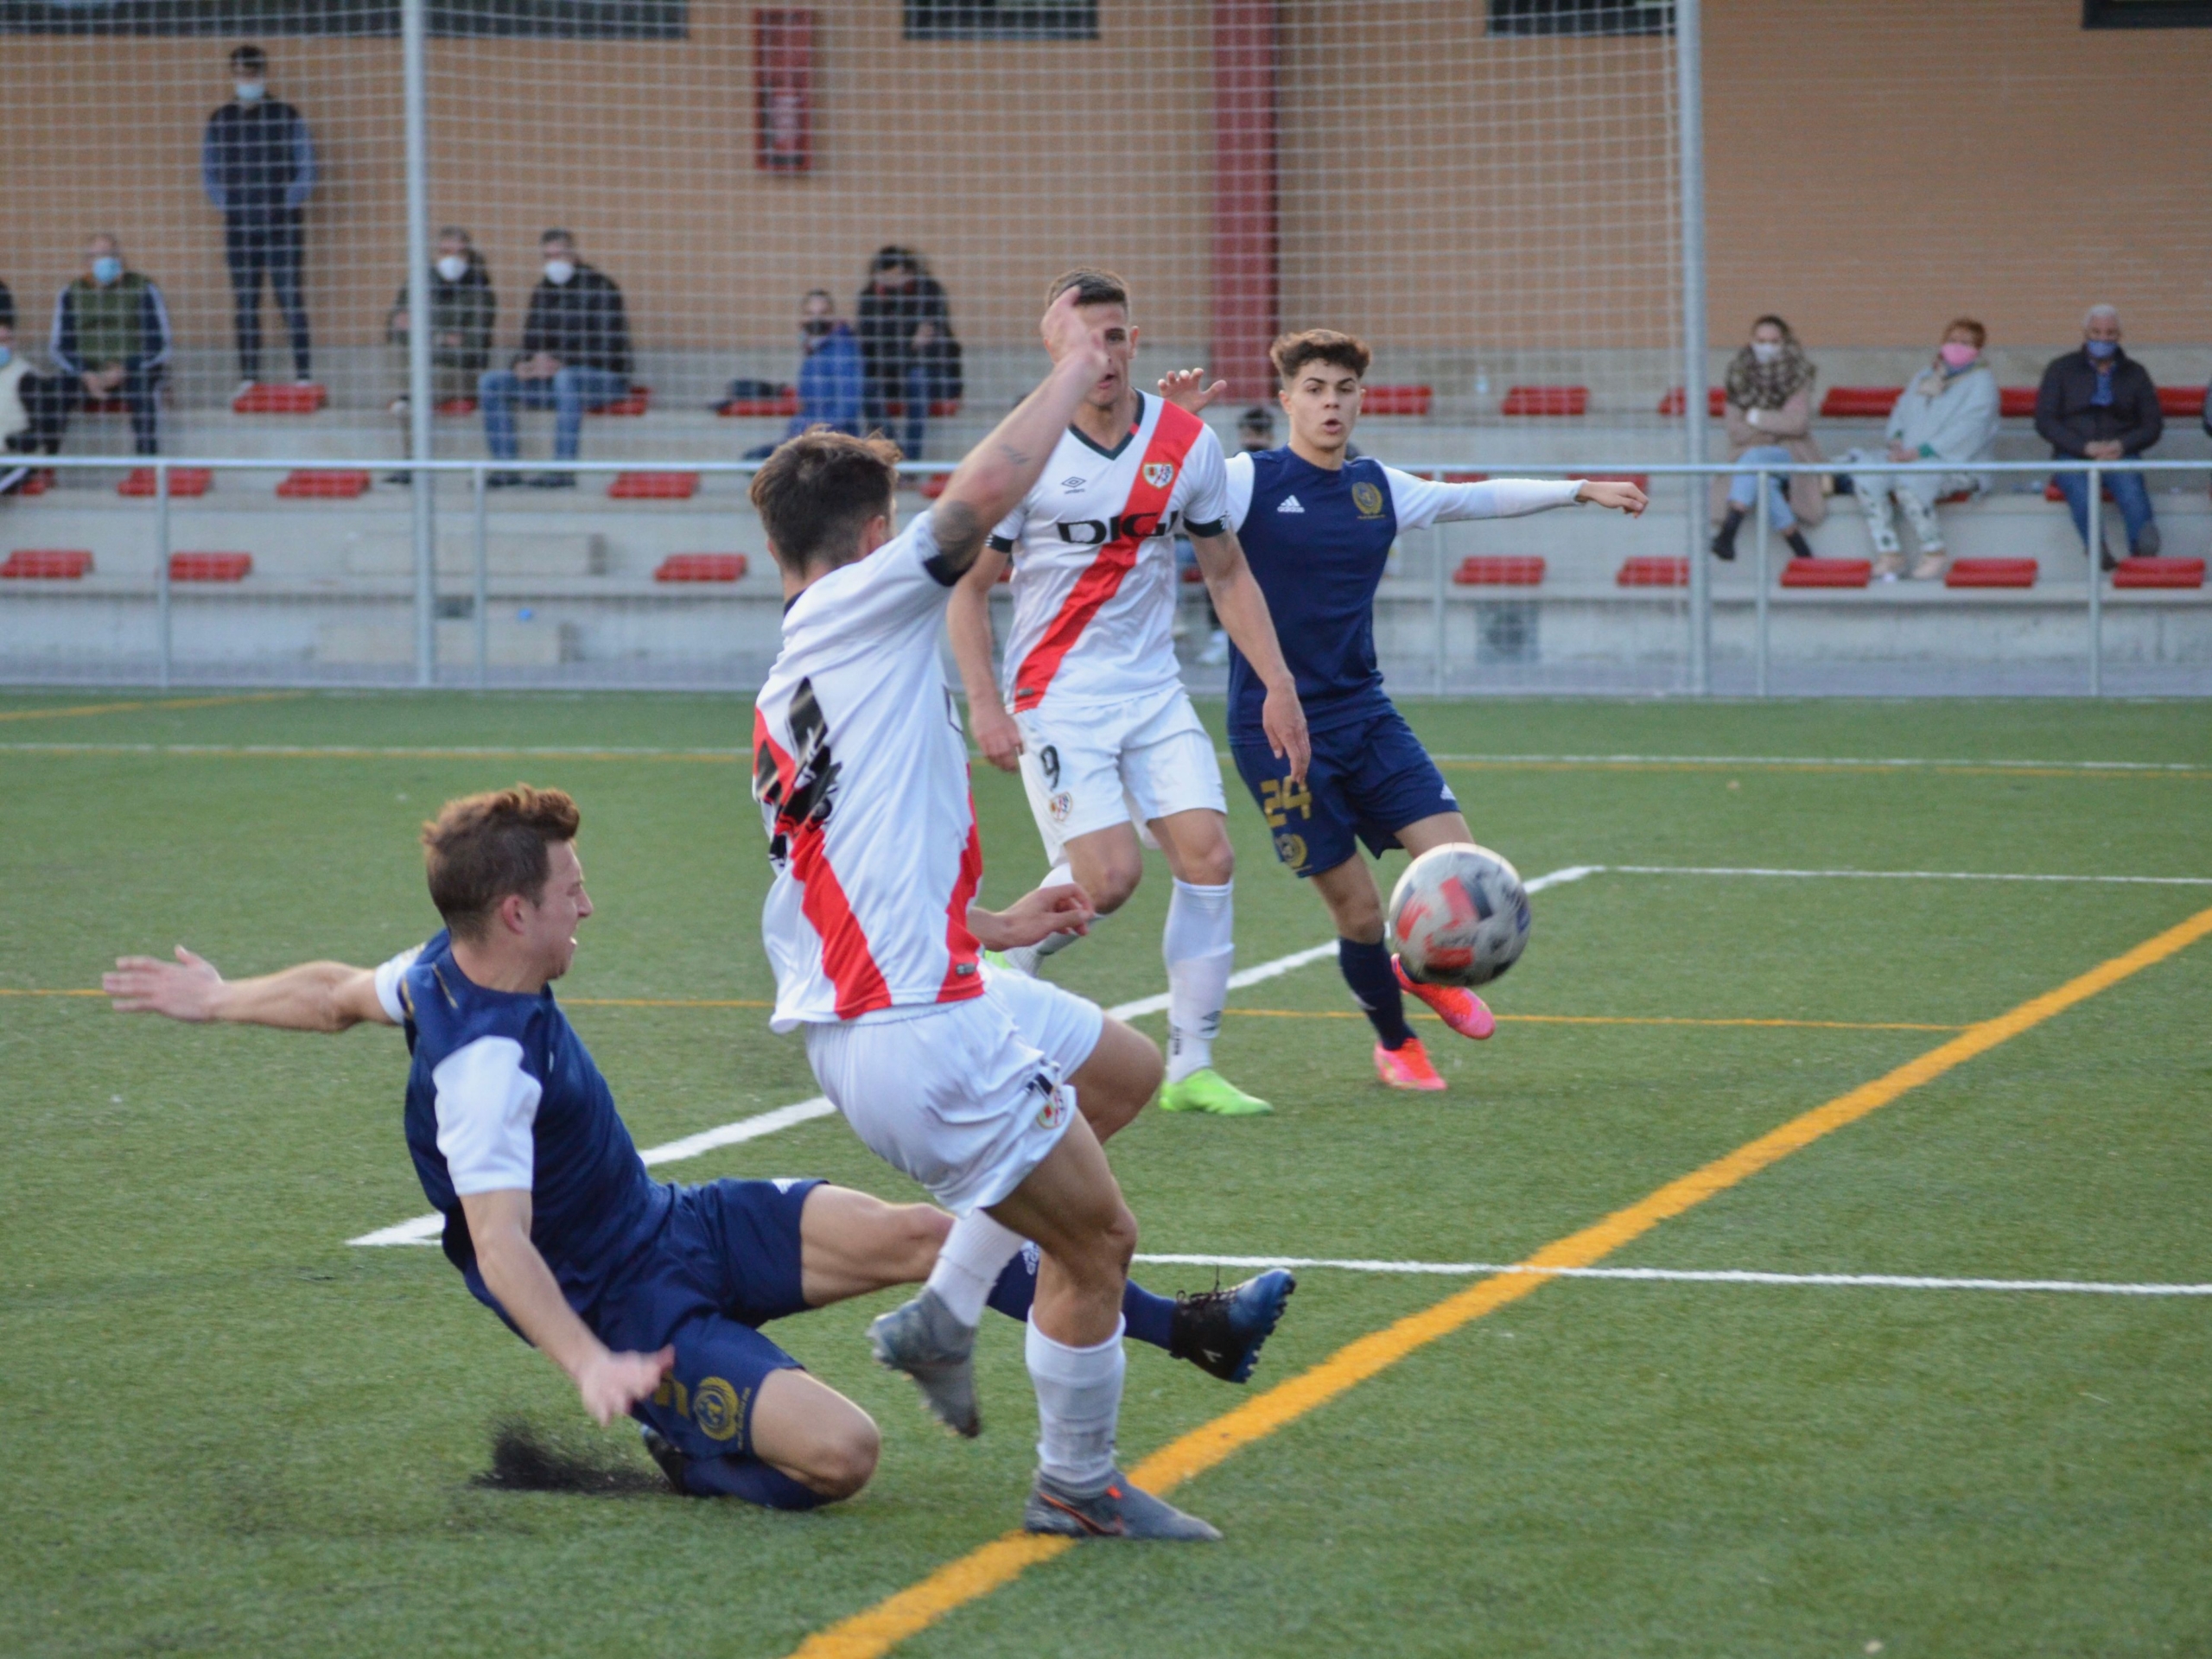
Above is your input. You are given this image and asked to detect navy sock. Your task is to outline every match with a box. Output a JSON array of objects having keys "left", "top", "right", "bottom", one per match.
[
  {"left": 987, "top": 1243, "right": 1178, "bottom": 1351},
  {"left": 683, "top": 1452, "right": 829, "bottom": 1510},
  {"left": 1339, "top": 935, "right": 1414, "bottom": 1050}
]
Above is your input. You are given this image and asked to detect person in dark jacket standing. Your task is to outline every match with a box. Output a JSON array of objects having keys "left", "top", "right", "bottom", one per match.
[
  {"left": 855, "top": 245, "right": 958, "bottom": 461},
  {"left": 48, "top": 233, "right": 175, "bottom": 457},
  {"left": 478, "top": 229, "right": 632, "bottom": 489},
  {"left": 2035, "top": 304, "right": 2164, "bottom": 563},
  {"left": 202, "top": 44, "right": 316, "bottom": 391},
  {"left": 383, "top": 227, "right": 496, "bottom": 482}
]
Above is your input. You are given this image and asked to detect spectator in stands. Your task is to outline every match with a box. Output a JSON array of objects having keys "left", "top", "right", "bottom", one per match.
[
  {"left": 1237, "top": 404, "right": 1275, "bottom": 454},
  {"left": 48, "top": 235, "right": 174, "bottom": 458},
  {"left": 203, "top": 44, "right": 315, "bottom": 393},
  {"left": 2036, "top": 304, "right": 2164, "bottom": 564},
  {"left": 744, "top": 289, "right": 862, "bottom": 460},
  {"left": 385, "top": 227, "right": 496, "bottom": 479},
  {"left": 1711, "top": 315, "right": 1824, "bottom": 561},
  {"left": 478, "top": 229, "right": 632, "bottom": 489},
  {"left": 855, "top": 246, "right": 958, "bottom": 460},
  {"left": 1843, "top": 319, "right": 2002, "bottom": 582}
]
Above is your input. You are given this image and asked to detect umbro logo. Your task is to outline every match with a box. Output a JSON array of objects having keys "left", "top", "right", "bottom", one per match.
[
  {"left": 1060, "top": 476, "right": 1087, "bottom": 492},
  {"left": 1276, "top": 495, "right": 1306, "bottom": 513}
]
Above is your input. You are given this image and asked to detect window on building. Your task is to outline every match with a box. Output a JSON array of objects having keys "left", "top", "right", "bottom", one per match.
[
  {"left": 2082, "top": 0, "right": 2212, "bottom": 26},
  {"left": 904, "top": 0, "right": 1096, "bottom": 41},
  {"left": 1488, "top": 0, "right": 1673, "bottom": 36},
  {"left": 0, "top": 1, "right": 687, "bottom": 39}
]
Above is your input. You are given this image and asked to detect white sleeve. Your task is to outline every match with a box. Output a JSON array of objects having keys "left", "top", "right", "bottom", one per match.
[
  {"left": 1384, "top": 467, "right": 1583, "bottom": 531},
  {"left": 1220, "top": 451, "right": 1255, "bottom": 533},
  {"left": 432, "top": 1035, "right": 542, "bottom": 1196},
  {"left": 989, "top": 499, "right": 1027, "bottom": 551},
  {"left": 372, "top": 944, "right": 425, "bottom": 1025},
  {"left": 1176, "top": 424, "right": 1230, "bottom": 533}
]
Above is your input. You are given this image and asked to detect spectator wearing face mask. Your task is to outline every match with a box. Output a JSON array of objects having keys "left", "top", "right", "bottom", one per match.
[
  {"left": 47, "top": 234, "right": 174, "bottom": 457},
  {"left": 1711, "top": 315, "right": 1826, "bottom": 561},
  {"left": 478, "top": 229, "right": 632, "bottom": 489},
  {"left": 202, "top": 44, "right": 315, "bottom": 393},
  {"left": 385, "top": 227, "right": 496, "bottom": 480},
  {"left": 855, "top": 245, "right": 959, "bottom": 461},
  {"left": 1839, "top": 320, "right": 2001, "bottom": 582},
  {"left": 743, "top": 290, "right": 862, "bottom": 460},
  {"left": 2037, "top": 304, "right": 2164, "bottom": 564}
]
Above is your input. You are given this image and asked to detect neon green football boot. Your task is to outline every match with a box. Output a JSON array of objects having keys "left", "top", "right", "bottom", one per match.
[{"left": 1157, "top": 1067, "right": 1273, "bottom": 1117}]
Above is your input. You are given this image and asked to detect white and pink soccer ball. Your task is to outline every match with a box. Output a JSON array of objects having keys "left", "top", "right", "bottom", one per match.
[{"left": 1387, "top": 842, "right": 1530, "bottom": 988}]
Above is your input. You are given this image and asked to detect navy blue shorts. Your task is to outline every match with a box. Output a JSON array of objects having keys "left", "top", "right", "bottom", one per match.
[
  {"left": 1231, "top": 707, "right": 1459, "bottom": 879},
  {"left": 594, "top": 1176, "right": 823, "bottom": 1461}
]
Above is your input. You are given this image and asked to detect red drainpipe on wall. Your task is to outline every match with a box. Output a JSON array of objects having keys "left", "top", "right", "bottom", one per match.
[{"left": 1211, "top": 0, "right": 1280, "bottom": 400}]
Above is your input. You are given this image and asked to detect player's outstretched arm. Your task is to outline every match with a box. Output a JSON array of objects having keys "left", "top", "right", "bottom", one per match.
[
  {"left": 948, "top": 551, "right": 1023, "bottom": 772},
  {"left": 925, "top": 288, "right": 1108, "bottom": 583},
  {"left": 461, "top": 1187, "right": 673, "bottom": 1427},
  {"left": 105, "top": 945, "right": 393, "bottom": 1033},
  {"left": 969, "top": 882, "right": 1096, "bottom": 951},
  {"left": 1191, "top": 528, "right": 1312, "bottom": 785}
]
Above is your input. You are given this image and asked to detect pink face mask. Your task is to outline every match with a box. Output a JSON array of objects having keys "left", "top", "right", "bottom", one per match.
[{"left": 1938, "top": 341, "right": 1980, "bottom": 369}]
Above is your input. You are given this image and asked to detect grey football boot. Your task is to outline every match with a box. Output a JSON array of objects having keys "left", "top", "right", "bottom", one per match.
[
  {"left": 1023, "top": 1469, "right": 1222, "bottom": 1541},
  {"left": 867, "top": 1287, "right": 981, "bottom": 1438}
]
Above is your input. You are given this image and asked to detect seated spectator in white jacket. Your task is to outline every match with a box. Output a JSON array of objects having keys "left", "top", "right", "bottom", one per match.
[{"left": 1846, "top": 318, "right": 2000, "bottom": 582}]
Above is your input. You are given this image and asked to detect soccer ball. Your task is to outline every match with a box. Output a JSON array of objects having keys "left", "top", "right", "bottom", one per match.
[{"left": 1387, "top": 842, "right": 1530, "bottom": 988}]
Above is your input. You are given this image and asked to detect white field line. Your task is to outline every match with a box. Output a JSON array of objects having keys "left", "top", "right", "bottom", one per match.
[
  {"left": 1134, "top": 1253, "right": 2212, "bottom": 1298},
  {"left": 347, "top": 861, "right": 1604, "bottom": 1245},
  {"left": 1606, "top": 863, "right": 2212, "bottom": 887},
  {"left": 1425, "top": 752, "right": 2210, "bottom": 774}
]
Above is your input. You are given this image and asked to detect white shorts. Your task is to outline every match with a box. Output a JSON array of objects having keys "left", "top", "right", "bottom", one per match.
[
  {"left": 803, "top": 971, "right": 1104, "bottom": 1215},
  {"left": 1015, "top": 688, "right": 1227, "bottom": 867}
]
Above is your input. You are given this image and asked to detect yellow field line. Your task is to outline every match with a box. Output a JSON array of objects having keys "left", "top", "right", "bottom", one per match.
[
  {"left": 0, "top": 988, "right": 103, "bottom": 998},
  {"left": 0, "top": 691, "right": 303, "bottom": 724},
  {"left": 789, "top": 902, "right": 2212, "bottom": 1659}
]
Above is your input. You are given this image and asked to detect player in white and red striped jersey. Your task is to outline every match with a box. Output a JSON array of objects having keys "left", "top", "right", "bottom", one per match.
[
  {"left": 750, "top": 289, "right": 1227, "bottom": 1542},
  {"left": 949, "top": 270, "right": 1310, "bottom": 1121}
]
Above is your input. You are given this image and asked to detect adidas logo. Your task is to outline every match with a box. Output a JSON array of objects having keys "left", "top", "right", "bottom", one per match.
[{"left": 1276, "top": 495, "right": 1305, "bottom": 513}]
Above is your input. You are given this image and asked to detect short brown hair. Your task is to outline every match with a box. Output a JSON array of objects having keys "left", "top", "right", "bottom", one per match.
[
  {"left": 1944, "top": 316, "right": 1987, "bottom": 349},
  {"left": 750, "top": 426, "right": 902, "bottom": 575},
  {"left": 1047, "top": 268, "right": 1130, "bottom": 310},
  {"left": 1270, "top": 329, "right": 1370, "bottom": 385},
  {"left": 421, "top": 785, "right": 581, "bottom": 941}
]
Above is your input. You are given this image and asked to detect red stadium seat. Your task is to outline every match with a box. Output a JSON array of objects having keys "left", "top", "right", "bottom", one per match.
[
  {"left": 2, "top": 549, "right": 93, "bottom": 579},
  {"left": 232, "top": 383, "right": 326, "bottom": 415},
  {"left": 917, "top": 473, "right": 949, "bottom": 500},
  {"left": 118, "top": 467, "right": 212, "bottom": 498},
  {"left": 1179, "top": 563, "right": 1205, "bottom": 584},
  {"left": 1944, "top": 558, "right": 2037, "bottom": 588},
  {"left": 1819, "top": 387, "right": 1902, "bottom": 418},
  {"left": 276, "top": 469, "right": 371, "bottom": 499},
  {"left": 653, "top": 554, "right": 747, "bottom": 582},
  {"left": 1779, "top": 558, "right": 1872, "bottom": 588},
  {"left": 880, "top": 400, "right": 963, "bottom": 419},
  {"left": 2158, "top": 385, "right": 2206, "bottom": 419},
  {"left": 1999, "top": 386, "right": 2039, "bottom": 418},
  {"left": 717, "top": 392, "right": 800, "bottom": 418},
  {"left": 590, "top": 386, "right": 652, "bottom": 417},
  {"left": 2044, "top": 480, "right": 2116, "bottom": 503},
  {"left": 11, "top": 469, "right": 53, "bottom": 495},
  {"left": 1452, "top": 556, "right": 1545, "bottom": 586},
  {"left": 1501, "top": 385, "right": 1587, "bottom": 416},
  {"left": 2112, "top": 556, "right": 2205, "bottom": 589},
  {"left": 1658, "top": 386, "right": 1728, "bottom": 417},
  {"left": 1617, "top": 556, "right": 1688, "bottom": 588},
  {"left": 1360, "top": 386, "right": 1432, "bottom": 416},
  {"left": 170, "top": 552, "right": 252, "bottom": 582},
  {"left": 609, "top": 471, "right": 698, "bottom": 499},
  {"left": 435, "top": 397, "right": 479, "bottom": 416},
  {"left": 78, "top": 396, "right": 133, "bottom": 416}
]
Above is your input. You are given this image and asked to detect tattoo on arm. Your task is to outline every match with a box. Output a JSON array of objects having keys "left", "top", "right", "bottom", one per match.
[{"left": 925, "top": 499, "right": 988, "bottom": 585}]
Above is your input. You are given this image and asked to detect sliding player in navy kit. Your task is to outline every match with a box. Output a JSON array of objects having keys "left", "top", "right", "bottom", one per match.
[{"left": 1163, "top": 332, "right": 1644, "bottom": 1090}]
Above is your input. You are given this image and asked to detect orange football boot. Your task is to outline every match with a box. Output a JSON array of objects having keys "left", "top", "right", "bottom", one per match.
[
  {"left": 1394, "top": 957, "right": 1497, "bottom": 1039},
  {"left": 1374, "top": 1036, "right": 1447, "bottom": 1091}
]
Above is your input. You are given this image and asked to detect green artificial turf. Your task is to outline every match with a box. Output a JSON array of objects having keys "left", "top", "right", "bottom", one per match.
[{"left": 2, "top": 692, "right": 2209, "bottom": 1656}]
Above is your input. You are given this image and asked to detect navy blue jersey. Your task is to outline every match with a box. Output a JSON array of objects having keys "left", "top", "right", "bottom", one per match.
[{"left": 389, "top": 931, "right": 670, "bottom": 1303}]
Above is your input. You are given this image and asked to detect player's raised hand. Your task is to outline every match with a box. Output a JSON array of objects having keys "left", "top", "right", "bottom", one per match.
[
  {"left": 1038, "top": 284, "right": 1109, "bottom": 372},
  {"left": 576, "top": 1345, "right": 674, "bottom": 1427},
  {"left": 105, "top": 945, "right": 225, "bottom": 1021},
  {"left": 1156, "top": 366, "right": 1228, "bottom": 415},
  {"left": 970, "top": 701, "right": 1025, "bottom": 772},
  {"left": 1576, "top": 479, "right": 1649, "bottom": 516}
]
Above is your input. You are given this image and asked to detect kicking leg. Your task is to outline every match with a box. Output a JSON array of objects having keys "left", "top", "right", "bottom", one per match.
[
  {"left": 1389, "top": 810, "right": 1497, "bottom": 1041},
  {"left": 1308, "top": 851, "right": 1446, "bottom": 1090}
]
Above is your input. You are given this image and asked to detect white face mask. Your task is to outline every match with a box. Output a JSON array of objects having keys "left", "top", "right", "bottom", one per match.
[
  {"left": 435, "top": 254, "right": 469, "bottom": 283},
  {"left": 1750, "top": 340, "right": 1783, "bottom": 365},
  {"left": 543, "top": 259, "right": 575, "bottom": 286},
  {"left": 235, "top": 79, "right": 265, "bottom": 102}
]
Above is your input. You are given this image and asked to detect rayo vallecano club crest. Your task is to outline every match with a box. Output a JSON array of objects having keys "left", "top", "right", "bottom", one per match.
[{"left": 1142, "top": 462, "right": 1175, "bottom": 489}]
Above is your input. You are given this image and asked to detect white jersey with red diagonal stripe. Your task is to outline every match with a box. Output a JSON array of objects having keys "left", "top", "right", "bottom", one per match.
[
  {"left": 753, "top": 511, "right": 985, "bottom": 1033},
  {"left": 989, "top": 392, "right": 1230, "bottom": 714}
]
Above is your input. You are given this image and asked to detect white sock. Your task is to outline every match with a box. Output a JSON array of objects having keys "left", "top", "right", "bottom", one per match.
[
  {"left": 924, "top": 1210, "right": 1027, "bottom": 1328},
  {"left": 1026, "top": 1313, "right": 1125, "bottom": 1494},
  {"left": 1163, "top": 878, "right": 1234, "bottom": 1084}
]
